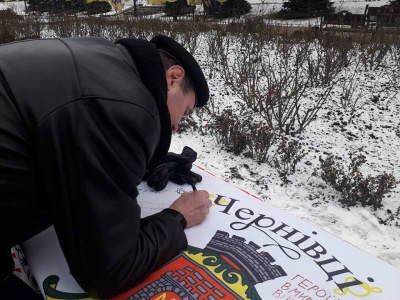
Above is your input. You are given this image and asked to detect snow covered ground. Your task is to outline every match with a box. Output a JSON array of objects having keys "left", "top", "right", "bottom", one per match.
[
  {"left": 169, "top": 0, "right": 400, "bottom": 269},
  {"left": 170, "top": 70, "right": 400, "bottom": 270},
  {"left": 1, "top": 0, "right": 399, "bottom": 270}
]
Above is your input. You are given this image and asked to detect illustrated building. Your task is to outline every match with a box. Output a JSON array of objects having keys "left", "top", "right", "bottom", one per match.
[
  {"left": 205, "top": 230, "right": 287, "bottom": 284},
  {"left": 113, "top": 231, "right": 288, "bottom": 300}
]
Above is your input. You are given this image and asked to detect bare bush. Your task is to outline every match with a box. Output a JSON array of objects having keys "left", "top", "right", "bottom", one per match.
[
  {"left": 230, "top": 32, "right": 266, "bottom": 112},
  {"left": 392, "top": 33, "right": 400, "bottom": 68},
  {"left": 204, "top": 30, "right": 233, "bottom": 89},
  {"left": 261, "top": 40, "right": 334, "bottom": 135},
  {"left": 307, "top": 31, "right": 356, "bottom": 86},
  {"left": 212, "top": 28, "right": 337, "bottom": 135},
  {"left": 169, "top": 23, "right": 202, "bottom": 55},
  {"left": 355, "top": 31, "right": 394, "bottom": 71},
  {"left": 333, "top": 65, "right": 364, "bottom": 116}
]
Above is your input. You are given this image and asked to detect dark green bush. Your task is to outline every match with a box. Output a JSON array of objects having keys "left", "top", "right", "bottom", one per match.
[
  {"left": 208, "top": 109, "right": 247, "bottom": 155},
  {"left": 27, "top": 0, "right": 54, "bottom": 13},
  {"left": 86, "top": 0, "right": 112, "bottom": 15},
  {"left": 280, "top": 0, "right": 334, "bottom": 19},
  {"left": 272, "top": 137, "right": 308, "bottom": 180},
  {"left": 319, "top": 150, "right": 397, "bottom": 210},
  {"left": 164, "top": 0, "right": 193, "bottom": 17},
  {"left": 27, "top": 0, "right": 98, "bottom": 14},
  {"left": 205, "top": 0, "right": 251, "bottom": 19},
  {"left": 207, "top": 108, "right": 275, "bottom": 163}
]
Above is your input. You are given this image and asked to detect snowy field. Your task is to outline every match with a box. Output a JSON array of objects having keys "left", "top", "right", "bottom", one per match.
[
  {"left": 170, "top": 45, "right": 400, "bottom": 270},
  {"left": 184, "top": 0, "right": 398, "bottom": 270},
  {"left": 1, "top": 0, "right": 399, "bottom": 270},
  {"left": 172, "top": 0, "right": 399, "bottom": 270}
]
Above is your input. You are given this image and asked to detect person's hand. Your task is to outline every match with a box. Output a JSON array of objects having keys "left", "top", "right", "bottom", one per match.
[{"left": 169, "top": 190, "right": 211, "bottom": 228}]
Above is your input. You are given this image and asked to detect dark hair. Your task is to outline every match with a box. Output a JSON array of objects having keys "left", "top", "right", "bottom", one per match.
[{"left": 158, "top": 50, "right": 194, "bottom": 97}]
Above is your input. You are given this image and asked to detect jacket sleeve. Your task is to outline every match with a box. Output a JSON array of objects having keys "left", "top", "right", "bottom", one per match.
[{"left": 36, "top": 97, "right": 187, "bottom": 298}]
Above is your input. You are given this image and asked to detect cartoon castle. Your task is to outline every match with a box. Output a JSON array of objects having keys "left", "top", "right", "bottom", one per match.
[
  {"left": 205, "top": 230, "right": 287, "bottom": 284},
  {"left": 124, "top": 230, "right": 287, "bottom": 300}
]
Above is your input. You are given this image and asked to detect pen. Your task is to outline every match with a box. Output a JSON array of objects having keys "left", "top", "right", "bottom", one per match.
[{"left": 190, "top": 182, "right": 197, "bottom": 191}]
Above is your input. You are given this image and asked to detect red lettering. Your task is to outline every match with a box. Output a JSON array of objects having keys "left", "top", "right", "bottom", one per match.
[
  {"left": 298, "top": 294, "right": 311, "bottom": 300},
  {"left": 291, "top": 274, "right": 304, "bottom": 281},
  {"left": 288, "top": 288, "right": 301, "bottom": 296},
  {"left": 281, "top": 282, "right": 291, "bottom": 290},
  {"left": 273, "top": 289, "right": 283, "bottom": 298},
  {"left": 298, "top": 278, "right": 312, "bottom": 289}
]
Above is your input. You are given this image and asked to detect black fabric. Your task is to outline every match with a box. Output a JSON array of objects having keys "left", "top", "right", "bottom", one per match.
[
  {"left": 162, "top": 208, "right": 187, "bottom": 229},
  {"left": 0, "top": 274, "right": 42, "bottom": 300},
  {"left": 0, "top": 64, "right": 53, "bottom": 250},
  {"left": 0, "top": 37, "right": 187, "bottom": 299},
  {"left": 150, "top": 35, "right": 209, "bottom": 108},
  {"left": 145, "top": 146, "right": 202, "bottom": 191},
  {"left": 0, "top": 249, "right": 14, "bottom": 285},
  {"left": 170, "top": 169, "right": 202, "bottom": 186}
]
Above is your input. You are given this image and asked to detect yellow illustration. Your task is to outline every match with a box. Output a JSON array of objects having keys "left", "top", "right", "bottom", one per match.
[
  {"left": 210, "top": 193, "right": 230, "bottom": 206},
  {"left": 334, "top": 277, "right": 383, "bottom": 297},
  {"left": 43, "top": 275, "right": 94, "bottom": 300},
  {"left": 152, "top": 292, "right": 178, "bottom": 300},
  {"left": 185, "top": 251, "right": 251, "bottom": 300}
]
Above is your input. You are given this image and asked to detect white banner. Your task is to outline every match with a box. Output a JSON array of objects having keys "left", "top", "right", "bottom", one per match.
[{"left": 22, "top": 166, "right": 400, "bottom": 300}]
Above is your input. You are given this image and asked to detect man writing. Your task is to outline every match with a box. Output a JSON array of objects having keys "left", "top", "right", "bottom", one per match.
[{"left": 0, "top": 35, "right": 211, "bottom": 298}]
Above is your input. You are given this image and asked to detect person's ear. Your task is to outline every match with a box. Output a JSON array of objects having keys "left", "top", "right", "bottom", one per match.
[{"left": 166, "top": 65, "right": 185, "bottom": 90}]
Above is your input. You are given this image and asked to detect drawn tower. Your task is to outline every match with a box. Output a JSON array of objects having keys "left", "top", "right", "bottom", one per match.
[
  {"left": 115, "top": 230, "right": 287, "bottom": 300},
  {"left": 205, "top": 230, "right": 287, "bottom": 284}
]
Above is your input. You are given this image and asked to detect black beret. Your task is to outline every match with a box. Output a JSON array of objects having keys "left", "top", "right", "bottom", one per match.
[{"left": 150, "top": 35, "right": 209, "bottom": 107}]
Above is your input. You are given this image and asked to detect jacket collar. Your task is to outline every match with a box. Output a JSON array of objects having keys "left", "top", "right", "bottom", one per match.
[{"left": 116, "top": 38, "right": 171, "bottom": 162}]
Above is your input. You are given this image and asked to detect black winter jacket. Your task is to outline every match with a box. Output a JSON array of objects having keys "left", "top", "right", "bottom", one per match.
[{"left": 0, "top": 37, "right": 187, "bottom": 298}]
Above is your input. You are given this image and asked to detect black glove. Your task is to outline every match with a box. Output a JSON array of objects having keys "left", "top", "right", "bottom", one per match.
[{"left": 145, "top": 146, "right": 202, "bottom": 191}]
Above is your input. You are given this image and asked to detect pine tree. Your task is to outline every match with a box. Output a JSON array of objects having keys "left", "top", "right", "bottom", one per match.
[
  {"left": 389, "top": 0, "right": 400, "bottom": 7},
  {"left": 280, "top": 0, "right": 334, "bottom": 19},
  {"left": 27, "top": 0, "right": 110, "bottom": 14}
]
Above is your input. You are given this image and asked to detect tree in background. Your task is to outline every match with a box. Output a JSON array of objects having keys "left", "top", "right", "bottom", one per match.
[
  {"left": 86, "top": 0, "right": 112, "bottom": 14},
  {"left": 164, "top": 0, "right": 192, "bottom": 17},
  {"left": 280, "top": 0, "right": 334, "bottom": 19},
  {"left": 27, "top": 0, "right": 111, "bottom": 14},
  {"left": 27, "top": 0, "right": 55, "bottom": 13},
  {"left": 221, "top": 0, "right": 251, "bottom": 18},
  {"left": 389, "top": 0, "right": 400, "bottom": 7},
  {"left": 203, "top": 0, "right": 251, "bottom": 19}
]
